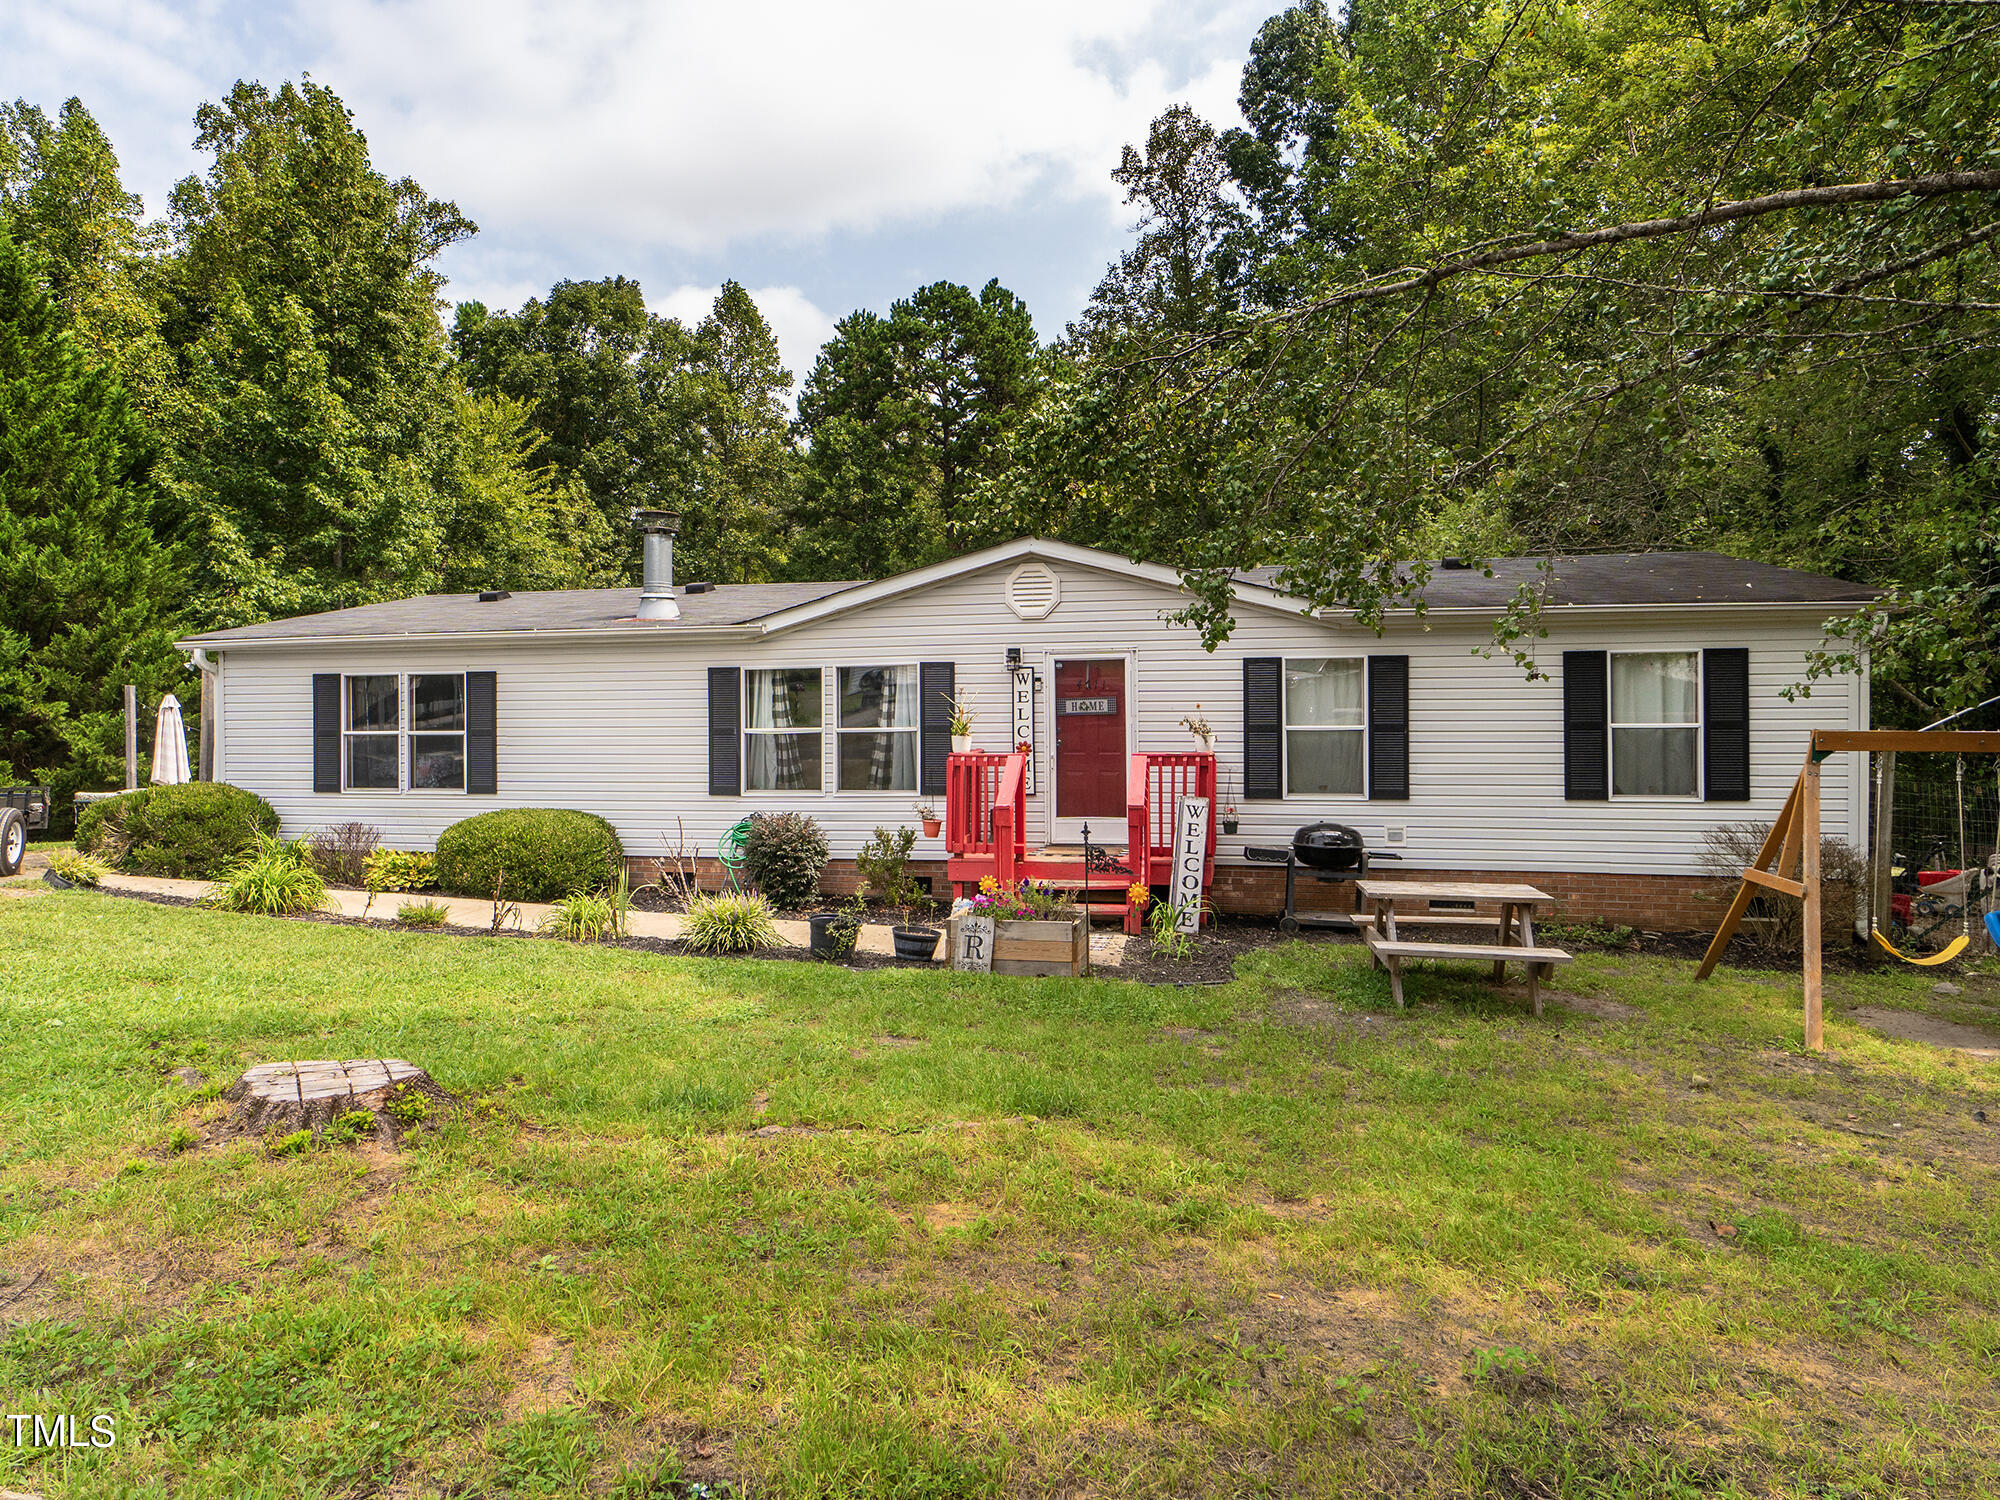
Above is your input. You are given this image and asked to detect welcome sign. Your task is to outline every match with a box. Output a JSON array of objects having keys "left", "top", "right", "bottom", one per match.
[
  {"left": 1011, "top": 665, "right": 1036, "bottom": 794},
  {"left": 1171, "top": 795, "right": 1209, "bottom": 934}
]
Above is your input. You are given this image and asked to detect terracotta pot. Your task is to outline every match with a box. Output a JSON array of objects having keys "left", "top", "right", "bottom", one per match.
[{"left": 921, "top": 818, "right": 942, "bottom": 838}]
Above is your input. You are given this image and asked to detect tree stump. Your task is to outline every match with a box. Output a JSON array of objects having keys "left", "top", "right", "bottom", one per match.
[{"left": 220, "top": 1059, "right": 452, "bottom": 1144}]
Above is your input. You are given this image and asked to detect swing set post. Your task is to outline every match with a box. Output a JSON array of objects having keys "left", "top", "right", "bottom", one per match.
[{"left": 1696, "top": 728, "right": 2000, "bottom": 1053}]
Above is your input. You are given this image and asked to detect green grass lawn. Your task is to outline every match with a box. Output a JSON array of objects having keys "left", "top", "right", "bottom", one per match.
[{"left": 2, "top": 890, "right": 1998, "bottom": 1498}]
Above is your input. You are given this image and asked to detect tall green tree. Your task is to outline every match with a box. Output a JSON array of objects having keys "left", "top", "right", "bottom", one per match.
[
  {"left": 160, "top": 79, "right": 477, "bottom": 626},
  {"left": 681, "top": 281, "right": 795, "bottom": 582},
  {"left": 1031, "top": 0, "right": 2000, "bottom": 712},
  {"left": 0, "top": 97, "right": 170, "bottom": 408},
  {"left": 0, "top": 223, "right": 181, "bottom": 800},
  {"left": 792, "top": 279, "right": 1040, "bottom": 578},
  {"left": 453, "top": 277, "right": 800, "bottom": 585}
]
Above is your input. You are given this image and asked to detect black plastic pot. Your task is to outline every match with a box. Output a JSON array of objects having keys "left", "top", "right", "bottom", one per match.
[
  {"left": 809, "top": 911, "right": 860, "bottom": 960},
  {"left": 891, "top": 925, "right": 940, "bottom": 963},
  {"left": 42, "top": 869, "right": 75, "bottom": 890},
  {"left": 1221, "top": 819, "right": 1239, "bottom": 835}
]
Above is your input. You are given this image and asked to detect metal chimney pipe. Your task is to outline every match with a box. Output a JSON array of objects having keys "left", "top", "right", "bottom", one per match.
[{"left": 631, "top": 509, "right": 681, "bottom": 620}]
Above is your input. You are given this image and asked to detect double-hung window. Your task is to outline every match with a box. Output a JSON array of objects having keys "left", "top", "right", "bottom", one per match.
[
  {"left": 745, "top": 668, "right": 823, "bottom": 792},
  {"left": 837, "top": 665, "right": 918, "bottom": 792},
  {"left": 1284, "top": 658, "right": 1365, "bottom": 795},
  {"left": 1610, "top": 651, "right": 1699, "bottom": 797},
  {"left": 342, "top": 673, "right": 468, "bottom": 791},
  {"left": 344, "top": 676, "right": 401, "bottom": 790}
]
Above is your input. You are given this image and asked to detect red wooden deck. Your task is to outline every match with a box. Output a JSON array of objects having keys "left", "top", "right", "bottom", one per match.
[{"left": 944, "top": 750, "right": 1217, "bottom": 933}]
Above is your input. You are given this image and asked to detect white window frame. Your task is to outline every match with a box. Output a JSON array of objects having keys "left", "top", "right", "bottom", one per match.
[
  {"left": 406, "top": 672, "right": 469, "bottom": 793},
  {"left": 1282, "top": 656, "right": 1368, "bottom": 799},
  {"left": 342, "top": 674, "right": 403, "bottom": 793},
  {"left": 742, "top": 664, "right": 826, "bottom": 795},
  {"left": 835, "top": 661, "right": 921, "bottom": 795},
  {"left": 1608, "top": 649, "right": 1702, "bottom": 801},
  {"left": 340, "top": 672, "right": 470, "bottom": 794}
]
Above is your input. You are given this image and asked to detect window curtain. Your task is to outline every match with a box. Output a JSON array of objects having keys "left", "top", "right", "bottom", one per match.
[
  {"left": 1611, "top": 654, "right": 1697, "bottom": 723},
  {"left": 873, "top": 666, "right": 916, "bottom": 790},
  {"left": 1285, "top": 659, "right": 1365, "bottom": 726}
]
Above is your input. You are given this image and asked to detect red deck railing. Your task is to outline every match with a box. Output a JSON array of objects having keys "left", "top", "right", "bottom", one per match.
[
  {"left": 946, "top": 751, "right": 1025, "bottom": 883},
  {"left": 1126, "top": 752, "right": 1218, "bottom": 886}
]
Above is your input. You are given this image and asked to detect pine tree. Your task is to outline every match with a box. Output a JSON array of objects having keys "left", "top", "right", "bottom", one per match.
[{"left": 0, "top": 222, "right": 182, "bottom": 800}]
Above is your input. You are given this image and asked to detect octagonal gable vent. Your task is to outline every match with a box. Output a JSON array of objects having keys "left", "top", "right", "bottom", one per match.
[{"left": 1005, "top": 562, "right": 1061, "bottom": 620}]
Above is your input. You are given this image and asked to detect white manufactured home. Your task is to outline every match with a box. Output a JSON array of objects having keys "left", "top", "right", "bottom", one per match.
[{"left": 178, "top": 536, "right": 1875, "bottom": 928}]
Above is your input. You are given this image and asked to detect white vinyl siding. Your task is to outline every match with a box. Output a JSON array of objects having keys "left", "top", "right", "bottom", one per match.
[{"left": 209, "top": 557, "right": 1866, "bottom": 876}]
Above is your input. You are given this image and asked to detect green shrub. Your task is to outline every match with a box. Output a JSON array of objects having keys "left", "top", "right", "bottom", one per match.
[
  {"left": 384, "top": 1091, "right": 428, "bottom": 1127},
  {"left": 741, "top": 811, "right": 828, "bottom": 910},
  {"left": 75, "top": 782, "right": 280, "bottom": 878},
  {"left": 682, "top": 890, "right": 781, "bottom": 954},
  {"left": 433, "top": 809, "right": 623, "bottom": 903},
  {"left": 396, "top": 898, "right": 451, "bottom": 928},
  {"left": 203, "top": 833, "right": 333, "bottom": 915},
  {"left": 538, "top": 890, "right": 615, "bottom": 942},
  {"left": 363, "top": 847, "right": 436, "bottom": 896},
  {"left": 46, "top": 849, "right": 109, "bottom": 886},
  {"left": 856, "top": 825, "right": 920, "bottom": 907}
]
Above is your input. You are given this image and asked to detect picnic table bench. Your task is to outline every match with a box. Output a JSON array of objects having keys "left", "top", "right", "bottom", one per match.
[{"left": 1353, "top": 879, "right": 1573, "bottom": 1015}]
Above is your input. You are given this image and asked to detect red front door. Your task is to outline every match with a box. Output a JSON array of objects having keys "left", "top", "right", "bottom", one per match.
[{"left": 1054, "top": 659, "right": 1126, "bottom": 822}]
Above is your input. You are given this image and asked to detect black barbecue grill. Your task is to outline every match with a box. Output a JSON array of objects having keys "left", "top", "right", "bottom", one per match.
[{"left": 1244, "top": 822, "right": 1400, "bottom": 932}]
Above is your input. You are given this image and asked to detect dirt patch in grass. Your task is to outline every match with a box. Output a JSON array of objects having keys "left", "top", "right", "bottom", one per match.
[{"left": 1849, "top": 1005, "right": 2000, "bottom": 1060}]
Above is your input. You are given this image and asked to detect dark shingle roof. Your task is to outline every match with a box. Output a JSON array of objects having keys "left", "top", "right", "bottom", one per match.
[
  {"left": 181, "top": 580, "right": 867, "bottom": 645},
  {"left": 1235, "top": 552, "right": 1877, "bottom": 609},
  {"left": 180, "top": 547, "right": 1875, "bottom": 648}
]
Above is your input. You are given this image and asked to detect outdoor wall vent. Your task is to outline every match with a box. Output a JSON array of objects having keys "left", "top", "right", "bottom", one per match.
[
  {"left": 684, "top": 581, "right": 714, "bottom": 595},
  {"left": 478, "top": 590, "right": 511, "bottom": 603},
  {"left": 1005, "top": 561, "right": 1061, "bottom": 621},
  {"left": 1384, "top": 825, "right": 1408, "bottom": 846}
]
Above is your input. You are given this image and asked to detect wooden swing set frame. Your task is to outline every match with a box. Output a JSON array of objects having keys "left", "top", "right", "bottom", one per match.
[{"left": 1695, "top": 729, "right": 2000, "bottom": 1051}]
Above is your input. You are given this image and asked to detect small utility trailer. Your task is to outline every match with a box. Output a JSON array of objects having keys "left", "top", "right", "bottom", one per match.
[{"left": 0, "top": 786, "right": 50, "bottom": 877}]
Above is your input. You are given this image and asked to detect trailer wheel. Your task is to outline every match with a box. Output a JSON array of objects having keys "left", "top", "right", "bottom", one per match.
[{"left": 0, "top": 809, "right": 24, "bottom": 877}]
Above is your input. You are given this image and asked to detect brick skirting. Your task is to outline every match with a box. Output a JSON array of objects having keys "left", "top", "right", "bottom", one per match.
[{"left": 626, "top": 854, "right": 1722, "bottom": 931}]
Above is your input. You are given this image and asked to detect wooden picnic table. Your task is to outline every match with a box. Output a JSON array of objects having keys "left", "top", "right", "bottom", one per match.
[{"left": 1351, "top": 879, "right": 1573, "bottom": 1015}]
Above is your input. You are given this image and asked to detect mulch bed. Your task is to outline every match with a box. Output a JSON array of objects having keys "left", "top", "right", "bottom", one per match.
[{"left": 85, "top": 881, "right": 1913, "bottom": 985}]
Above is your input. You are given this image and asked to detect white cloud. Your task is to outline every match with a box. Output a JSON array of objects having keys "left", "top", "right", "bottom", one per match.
[
  {"left": 301, "top": 0, "right": 1261, "bottom": 252},
  {"left": 651, "top": 283, "right": 838, "bottom": 386}
]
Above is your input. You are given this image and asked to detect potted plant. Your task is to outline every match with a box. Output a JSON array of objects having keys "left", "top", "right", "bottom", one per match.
[
  {"left": 946, "top": 692, "right": 978, "bottom": 753},
  {"left": 1180, "top": 707, "right": 1217, "bottom": 752},
  {"left": 892, "top": 887, "right": 942, "bottom": 963},
  {"left": 808, "top": 893, "right": 865, "bottom": 961},
  {"left": 914, "top": 800, "right": 942, "bottom": 838},
  {"left": 1221, "top": 804, "right": 1239, "bottom": 835}
]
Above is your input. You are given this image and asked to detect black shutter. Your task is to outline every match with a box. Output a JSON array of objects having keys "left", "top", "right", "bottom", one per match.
[
  {"left": 312, "top": 674, "right": 341, "bottom": 793},
  {"left": 708, "top": 667, "right": 741, "bottom": 795},
  {"left": 466, "top": 672, "right": 497, "bottom": 795},
  {"left": 1243, "top": 657, "right": 1283, "bottom": 799},
  {"left": 1703, "top": 648, "right": 1751, "bottom": 801},
  {"left": 1367, "top": 655, "right": 1410, "bottom": 799},
  {"left": 919, "top": 661, "right": 955, "bottom": 796},
  {"left": 1563, "top": 650, "right": 1609, "bottom": 801}
]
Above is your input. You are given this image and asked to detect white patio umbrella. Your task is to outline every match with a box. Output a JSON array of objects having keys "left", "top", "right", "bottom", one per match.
[{"left": 151, "top": 693, "right": 191, "bottom": 785}]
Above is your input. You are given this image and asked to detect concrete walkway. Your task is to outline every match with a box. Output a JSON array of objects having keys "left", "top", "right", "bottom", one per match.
[{"left": 94, "top": 872, "right": 1130, "bottom": 968}]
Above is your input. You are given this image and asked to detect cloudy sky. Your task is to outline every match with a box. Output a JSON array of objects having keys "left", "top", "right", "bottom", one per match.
[{"left": 6, "top": 0, "right": 1271, "bottom": 383}]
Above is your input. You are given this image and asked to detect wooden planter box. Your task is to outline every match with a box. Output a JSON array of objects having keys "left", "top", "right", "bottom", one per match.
[{"left": 949, "top": 915, "right": 1088, "bottom": 977}]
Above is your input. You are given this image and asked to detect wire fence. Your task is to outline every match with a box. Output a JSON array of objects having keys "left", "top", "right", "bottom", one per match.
[{"left": 1880, "top": 754, "right": 2000, "bottom": 875}]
